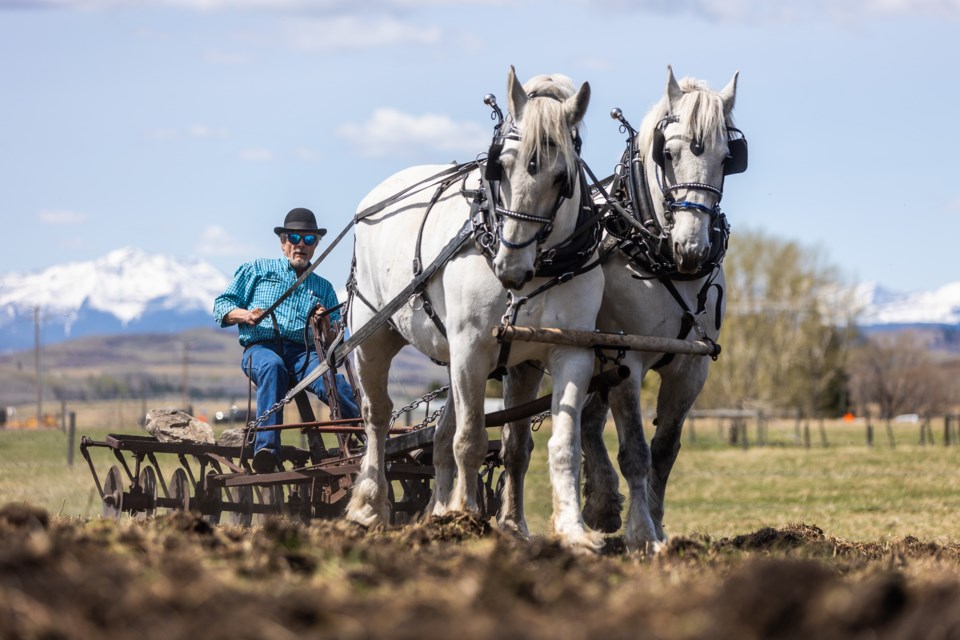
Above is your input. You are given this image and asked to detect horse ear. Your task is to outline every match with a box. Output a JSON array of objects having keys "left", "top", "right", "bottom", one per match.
[
  {"left": 719, "top": 71, "right": 739, "bottom": 116},
  {"left": 666, "top": 65, "right": 683, "bottom": 113},
  {"left": 563, "top": 81, "right": 590, "bottom": 128},
  {"left": 507, "top": 65, "right": 527, "bottom": 119}
]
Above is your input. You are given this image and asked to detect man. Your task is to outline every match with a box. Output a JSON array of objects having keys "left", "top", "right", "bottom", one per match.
[{"left": 213, "top": 207, "right": 359, "bottom": 473}]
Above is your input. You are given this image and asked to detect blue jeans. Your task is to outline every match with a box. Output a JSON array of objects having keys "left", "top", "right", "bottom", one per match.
[{"left": 241, "top": 341, "right": 360, "bottom": 456}]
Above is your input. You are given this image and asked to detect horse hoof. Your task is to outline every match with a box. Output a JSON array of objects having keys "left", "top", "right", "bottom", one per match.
[
  {"left": 561, "top": 529, "right": 604, "bottom": 555},
  {"left": 345, "top": 498, "right": 389, "bottom": 528},
  {"left": 583, "top": 509, "right": 622, "bottom": 534},
  {"left": 496, "top": 517, "right": 529, "bottom": 540},
  {"left": 582, "top": 496, "right": 624, "bottom": 533}
]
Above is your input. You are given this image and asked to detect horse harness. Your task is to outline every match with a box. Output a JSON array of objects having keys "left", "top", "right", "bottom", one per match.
[
  {"left": 348, "top": 91, "right": 604, "bottom": 378},
  {"left": 596, "top": 109, "right": 749, "bottom": 368}
]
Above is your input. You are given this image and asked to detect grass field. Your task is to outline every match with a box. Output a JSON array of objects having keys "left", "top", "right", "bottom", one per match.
[{"left": 3, "top": 403, "right": 959, "bottom": 543}]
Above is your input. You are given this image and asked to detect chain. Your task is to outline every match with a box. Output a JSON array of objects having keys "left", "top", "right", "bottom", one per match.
[
  {"left": 390, "top": 385, "right": 450, "bottom": 429},
  {"left": 244, "top": 395, "right": 292, "bottom": 444},
  {"left": 530, "top": 410, "right": 550, "bottom": 432}
]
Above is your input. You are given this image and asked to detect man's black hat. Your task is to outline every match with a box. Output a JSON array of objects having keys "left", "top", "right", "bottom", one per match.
[{"left": 274, "top": 207, "right": 327, "bottom": 237}]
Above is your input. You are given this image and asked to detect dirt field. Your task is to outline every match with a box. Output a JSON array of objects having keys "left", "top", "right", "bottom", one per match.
[{"left": 4, "top": 503, "right": 960, "bottom": 639}]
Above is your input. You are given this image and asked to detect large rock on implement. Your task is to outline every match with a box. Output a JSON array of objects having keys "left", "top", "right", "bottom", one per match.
[
  {"left": 144, "top": 409, "right": 216, "bottom": 444},
  {"left": 217, "top": 427, "right": 247, "bottom": 447}
]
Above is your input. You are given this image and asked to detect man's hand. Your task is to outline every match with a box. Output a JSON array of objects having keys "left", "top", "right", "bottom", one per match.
[{"left": 226, "top": 307, "right": 264, "bottom": 326}]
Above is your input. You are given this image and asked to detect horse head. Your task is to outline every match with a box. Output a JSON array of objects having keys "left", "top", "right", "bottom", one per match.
[
  {"left": 489, "top": 66, "right": 590, "bottom": 290},
  {"left": 643, "top": 66, "right": 741, "bottom": 275}
]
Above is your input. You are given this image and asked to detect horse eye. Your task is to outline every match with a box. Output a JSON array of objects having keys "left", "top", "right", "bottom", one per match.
[
  {"left": 527, "top": 158, "right": 539, "bottom": 175},
  {"left": 663, "top": 149, "right": 673, "bottom": 162}
]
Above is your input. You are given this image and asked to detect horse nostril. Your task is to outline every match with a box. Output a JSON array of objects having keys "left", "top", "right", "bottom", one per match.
[{"left": 523, "top": 270, "right": 534, "bottom": 285}]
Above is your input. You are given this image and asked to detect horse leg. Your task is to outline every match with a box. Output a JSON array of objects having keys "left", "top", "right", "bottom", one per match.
[
  {"left": 608, "top": 379, "right": 660, "bottom": 554},
  {"left": 497, "top": 362, "right": 543, "bottom": 538},
  {"left": 345, "top": 329, "right": 405, "bottom": 528},
  {"left": 581, "top": 390, "right": 624, "bottom": 533},
  {"left": 446, "top": 346, "right": 490, "bottom": 515},
  {"left": 427, "top": 389, "right": 457, "bottom": 517},
  {"left": 547, "top": 348, "right": 603, "bottom": 553},
  {"left": 647, "top": 358, "right": 708, "bottom": 540}
]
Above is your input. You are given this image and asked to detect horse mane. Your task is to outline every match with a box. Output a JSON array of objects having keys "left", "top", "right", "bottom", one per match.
[
  {"left": 639, "top": 76, "right": 735, "bottom": 157},
  {"left": 515, "top": 74, "right": 581, "bottom": 186}
]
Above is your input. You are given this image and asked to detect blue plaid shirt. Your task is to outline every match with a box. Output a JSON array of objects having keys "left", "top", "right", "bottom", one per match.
[{"left": 213, "top": 257, "right": 341, "bottom": 347}]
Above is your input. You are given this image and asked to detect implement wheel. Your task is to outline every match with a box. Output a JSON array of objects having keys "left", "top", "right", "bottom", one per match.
[
  {"left": 102, "top": 465, "right": 124, "bottom": 520},
  {"left": 170, "top": 468, "right": 191, "bottom": 513},
  {"left": 230, "top": 486, "right": 254, "bottom": 527},
  {"left": 133, "top": 466, "right": 158, "bottom": 521}
]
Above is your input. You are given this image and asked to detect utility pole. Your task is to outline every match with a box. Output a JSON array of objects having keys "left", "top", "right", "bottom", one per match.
[
  {"left": 181, "top": 342, "right": 189, "bottom": 412},
  {"left": 34, "top": 306, "right": 42, "bottom": 425}
]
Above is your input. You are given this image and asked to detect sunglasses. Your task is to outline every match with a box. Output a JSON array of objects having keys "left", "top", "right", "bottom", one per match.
[{"left": 284, "top": 233, "right": 318, "bottom": 246}]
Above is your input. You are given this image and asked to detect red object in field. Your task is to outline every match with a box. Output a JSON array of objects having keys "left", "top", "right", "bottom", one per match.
[{"left": 843, "top": 412, "right": 855, "bottom": 423}]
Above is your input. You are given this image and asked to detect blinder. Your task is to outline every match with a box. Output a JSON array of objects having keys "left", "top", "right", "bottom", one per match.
[{"left": 652, "top": 117, "right": 748, "bottom": 177}]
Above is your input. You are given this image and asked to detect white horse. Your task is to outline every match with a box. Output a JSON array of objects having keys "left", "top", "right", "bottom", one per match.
[
  {"left": 345, "top": 67, "right": 606, "bottom": 552},
  {"left": 578, "top": 67, "right": 744, "bottom": 551}
]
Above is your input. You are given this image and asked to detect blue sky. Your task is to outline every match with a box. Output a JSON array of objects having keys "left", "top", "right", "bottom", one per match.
[{"left": 1, "top": 0, "right": 958, "bottom": 294}]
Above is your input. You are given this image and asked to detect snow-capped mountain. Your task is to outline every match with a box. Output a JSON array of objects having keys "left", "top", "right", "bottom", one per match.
[
  {"left": 854, "top": 281, "right": 960, "bottom": 327},
  {"left": 0, "top": 248, "right": 230, "bottom": 352},
  {"left": 3, "top": 248, "right": 959, "bottom": 353}
]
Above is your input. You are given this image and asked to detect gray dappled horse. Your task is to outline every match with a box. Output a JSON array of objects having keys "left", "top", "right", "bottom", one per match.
[{"left": 581, "top": 67, "right": 744, "bottom": 552}]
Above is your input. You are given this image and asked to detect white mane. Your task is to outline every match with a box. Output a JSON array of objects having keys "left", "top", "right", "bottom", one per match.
[
  {"left": 515, "top": 73, "right": 581, "bottom": 185},
  {"left": 639, "top": 76, "right": 735, "bottom": 156}
]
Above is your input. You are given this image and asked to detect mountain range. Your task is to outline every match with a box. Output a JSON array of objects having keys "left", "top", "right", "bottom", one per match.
[
  {"left": 0, "top": 248, "right": 230, "bottom": 352},
  {"left": 1, "top": 248, "right": 959, "bottom": 353}
]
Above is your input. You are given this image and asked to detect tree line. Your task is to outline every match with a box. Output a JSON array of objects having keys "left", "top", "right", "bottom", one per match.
[{"left": 697, "top": 230, "right": 957, "bottom": 420}]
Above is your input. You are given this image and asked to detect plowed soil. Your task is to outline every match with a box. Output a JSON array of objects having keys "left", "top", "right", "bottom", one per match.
[{"left": 4, "top": 503, "right": 960, "bottom": 639}]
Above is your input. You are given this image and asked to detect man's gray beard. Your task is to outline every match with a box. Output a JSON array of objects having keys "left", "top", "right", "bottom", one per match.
[{"left": 290, "top": 256, "right": 309, "bottom": 270}]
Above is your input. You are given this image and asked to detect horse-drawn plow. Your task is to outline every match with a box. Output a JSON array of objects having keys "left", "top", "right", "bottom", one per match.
[{"left": 79, "top": 417, "right": 503, "bottom": 526}]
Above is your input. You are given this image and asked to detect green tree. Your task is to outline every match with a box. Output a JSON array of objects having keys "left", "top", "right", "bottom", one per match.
[{"left": 699, "top": 229, "right": 856, "bottom": 413}]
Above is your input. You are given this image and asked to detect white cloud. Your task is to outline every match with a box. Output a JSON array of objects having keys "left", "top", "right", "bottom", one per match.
[
  {"left": 239, "top": 148, "right": 275, "bottom": 161},
  {"left": 12, "top": 0, "right": 958, "bottom": 21},
  {"left": 147, "top": 125, "right": 230, "bottom": 140},
  {"left": 195, "top": 224, "right": 258, "bottom": 256},
  {"left": 336, "top": 108, "right": 490, "bottom": 157},
  {"left": 284, "top": 15, "right": 441, "bottom": 51},
  {"left": 37, "top": 209, "right": 88, "bottom": 225},
  {"left": 188, "top": 125, "right": 230, "bottom": 139},
  {"left": 581, "top": 0, "right": 960, "bottom": 21}
]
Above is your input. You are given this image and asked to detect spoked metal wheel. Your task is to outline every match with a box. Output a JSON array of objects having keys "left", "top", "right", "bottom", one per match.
[
  {"left": 388, "top": 453, "right": 432, "bottom": 525},
  {"left": 102, "top": 465, "right": 125, "bottom": 520},
  {"left": 477, "top": 464, "right": 505, "bottom": 520},
  {"left": 255, "top": 483, "right": 284, "bottom": 524},
  {"left": 229, "top": 486, "right": 254, "bottom": 527},
  {"left": 200, "top": 471, "right": 223, "bottom": 525},
  {"left": 133, "top": 466, "right": 158, "bottom": 521},
  {"left": 169, "top": 468, "right": 191, "bottom": 513}
]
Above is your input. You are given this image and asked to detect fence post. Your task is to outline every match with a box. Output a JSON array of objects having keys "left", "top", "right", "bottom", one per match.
[
  {"left": 67, "top": 411, "right": 76, "bottom": 466},
  {"left": 740, "top": 418, "right": 749, "bottom": 451},
  {"left": 945, "top": 416, "right": 952, "bottom": 447},
  {"left": 866, "top": 409, "right": 874, "bottom": 447},
  {"left": 803, "top": 420, "right": 811, "bottom": 449},
  {"left": 886, "top": 419, "right": 896, "bottom": 448},
  {"left": 818, "top": 415, "right": 828, "bottom": 447}
]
